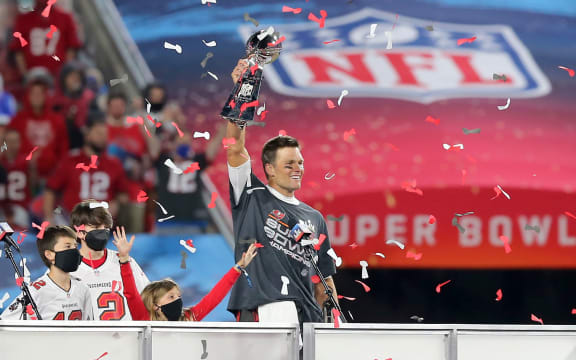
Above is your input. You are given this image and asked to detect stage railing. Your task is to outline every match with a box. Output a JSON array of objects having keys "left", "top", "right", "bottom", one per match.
[
  {"left": 0, "top": 321, "right": 300, "bottom": 360},
  {"left": 303, "top": 323, "right": 576, "bottom": 360}
]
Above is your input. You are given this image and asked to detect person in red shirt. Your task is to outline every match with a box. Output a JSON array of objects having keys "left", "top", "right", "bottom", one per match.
[
  {"left": 113, "top": 228, "right": 258, "bottom": 321},
  {"left": 8, "top": 67, "right": 69, "bottom": 178},
  {"left": 10, "top": 0, "right": 82, "bottom": 79},
  {"left": 43, "top": 112, "right": 130, "bottom": 223}
]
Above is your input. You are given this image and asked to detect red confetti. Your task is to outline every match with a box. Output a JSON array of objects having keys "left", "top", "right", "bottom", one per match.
[
  {"left": 95, "top": 352, "right": 109, "bottom": 360},
  {"left": 343, "top": 128, "right": 356, "bottom": 141},
  {"left": 254, "top": 243, "right": 264, "bottom": 248},
  {"left": 208, "top": 192, "right": 218, "bottom": 208},
  {"left": 406, "top": 251, "right": 423, "bottom": 261},
  {"left": 558, "top": 66, "right": 575, "bottom": 77},
  {"left": 564, "top": 211, "right": 576, "bottom": 221},
  {"left": 183, "top": 162, "right": 201, "bottom": 174},
  {"left": 259, "top": 110, "right": 269, "bottom": 121},
  {"left": 126, "top": 116, "right": 144, "bottom": 125},
  {"left": 326, "top": 99, "right": 336, "bottom": 109},
  {"left": 240, "top": 100, "right": 259, "bottom": 114},
  {"left": 25, "top": 146, "right": 39, "bottom": 161},
  {"left": 323, "top": 39, "right": 340, "bottom": 44},
  {"left": 332, "top": 308, "right": 341, "bottom": 328},
  {"left": 354, "top": 279, "right": 371, "bottom": 292},
  {"left": 222, "top": 137, "right": 236, "bottom": 148},
  {"left": 337, "top": 295, "right": 357, "bottom": 301},
  {"left": 186, "top": 239, "right": 194, "bottom": 248},
  {"left": 32, "top": 221, "right": 50, "bottom": 239},
  {"left": 491, "top": 186, "right": 502, "bottom": 200},
  {"left": 531, "top": 314, "right": 544, "bottom": 325},
  {"left": 13, "top": 32, "right": 28, "bottom": 47},
  {"left": 278, "top": 130, "right": 287, "bottom": 136},
  {"left": 571, "top": 309, "right": 576, "bottom": 315},
  {"left": 136, "top": 190, "right": 149, "bottom": 203},
  {"left": 435, "top": 280, "right": 452, "bottom": 293},
  {"left": 457, "top": 36, "right": 477, "bottom": 46},
  {"left": 16, "top": 277, "right": 24, "bottom": 287},
  {"left": 171, "top": 122, "right": 184, "bottom": 138},
  {"left": 268, "top": 35, "right": 286, "bottom": 47},
  {"left": 46, "top": 24, "right": 58, "bottom": 39},
  {"left": 495, "top": 289, "right": 503, "bottom": 301},
  {"left": 349, "top": 242, "right": 358, "bottom": 249},
  {"left": 499, "top": 235, "right": 512, "bottom": 254},
  {"left": 314, "top": 234, "right": 327, "bottom": 251},
  {"left": 146, "top": 114, "right": 162, "bottom": 128},
  {"left": 428, "top": 215, "right": 436, "bottom": 224},
  {"left": 144, "top": 125, "right": 152, "bottom": 138},
  {"left": 401, "top": 180, "right": 423, "bottom": 196},
  {"left": 425, "top": 115, "right": 440, "bottom": 125},
  {"left": 311, "top": 275, "right": 321, "bottom": 284},
  {"left": 308, "top": 9, "right": 328, "bottom": 28},
  {"left": 282, "top": 5, "right": 302, "bottom": 14},
  {"left": 41, "top": 0, "right": 57, "bottom": 18}
]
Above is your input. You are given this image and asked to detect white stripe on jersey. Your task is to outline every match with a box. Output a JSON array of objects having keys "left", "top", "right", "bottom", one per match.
[
  {"left": 0, "top": 273, "right": 93, "bottom": 320},
  {"left": 71, "top": 249, "right": 150, "bottom": 321}
]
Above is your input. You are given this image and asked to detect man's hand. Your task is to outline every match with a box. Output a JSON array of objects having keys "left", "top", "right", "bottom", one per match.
[
  {"left": 112, "top": 226, "right": 135, "bottom": 263},
  {"left": 231, "top": 59, "right": 248, "bottom": 84}
]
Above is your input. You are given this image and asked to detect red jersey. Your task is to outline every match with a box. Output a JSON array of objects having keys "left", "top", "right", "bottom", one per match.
[
  {"left": 46, "top": 149, "right": 130, "bottom": 212},
  {"left": 9, "top": 6, "right": 82, "bottom": 77},
  {"left": 0, "top": 154, "right": 31, "bottom": 208},
  {"left": 107, "top": 123, "right": 147, "bottom": 158}
]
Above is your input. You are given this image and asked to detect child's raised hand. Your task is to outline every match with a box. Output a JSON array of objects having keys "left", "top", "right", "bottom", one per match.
[
  {"left": 237, "top": 243, "right": 258, "bottom": 268},
  {"left": 112, "top": 226, "right": 135, "bottom": 263}
]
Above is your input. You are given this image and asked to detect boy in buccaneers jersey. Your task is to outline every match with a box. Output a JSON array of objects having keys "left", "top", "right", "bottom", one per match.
[
  {"left": 1, "top": 226, "right": 92, "bottom": 320},
  {"left": 69, "top": 199, "right": 149, "bottom": 320}
]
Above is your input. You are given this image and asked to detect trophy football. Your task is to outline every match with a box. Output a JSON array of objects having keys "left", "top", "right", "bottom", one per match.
[{"left": 220, "top": 29, "right": 283, "bottom": 128}]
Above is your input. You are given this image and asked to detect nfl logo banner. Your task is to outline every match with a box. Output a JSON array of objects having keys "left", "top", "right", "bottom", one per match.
[{"left": 239, "top": 8, "right": 551, "bottom": 103}]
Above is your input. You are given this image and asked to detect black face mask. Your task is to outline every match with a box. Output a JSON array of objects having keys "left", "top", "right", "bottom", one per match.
[
  {"left": 160, "top": 298, "right": 183, "bottom": 321},
  {"left": 85, "top": 229, "right": 110, "bottom": 251},
  {"left": 149, "top": 102, "right": 165, "bottom": 113},
  {"left": 54, "top": 248, "right": 82, "bottom": 273}
]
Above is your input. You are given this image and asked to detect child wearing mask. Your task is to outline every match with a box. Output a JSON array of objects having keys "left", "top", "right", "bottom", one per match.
[
  {"left": 0, "top": 226, "right": 93, "bottom": 320},
  {"left": 114, "top": 229, "right": 258, "bottom": 321},
  {"left": 69, "top": 199, "right": 150, "bottom": 320}
]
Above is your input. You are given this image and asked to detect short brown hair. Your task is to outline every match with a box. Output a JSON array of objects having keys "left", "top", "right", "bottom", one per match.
[
  {"left": 141, "top": 279, "right": 190, "bottom": 321},
  {"left": 70, "top": 199, "right": 113, "bottom": 241},
  {"left": 261, "top": 136, "right": 300, "bottom": 180},
  {"left": 37, "top": 226, "right": 77, "bottom": 268}
]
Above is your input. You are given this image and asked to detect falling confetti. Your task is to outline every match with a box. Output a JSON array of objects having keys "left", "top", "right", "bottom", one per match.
[
  {"left": 443, "top": 143, "right": 464, "bottom": 151},
  {"left": 384, "top": 31, "right": 393, "bottom": 49},
  {"left": 401, "top": 180, "right": 423, "bottom": 196},
  {"left": 332, "top": 308, "right": 341, "bottom": 328},
  {"left": 493, "top": 73, "right": 508, "bottom": 81},
  {"left": 32, "top": 221, "right": 49, "bottom": 239},
  {"left": 337, "top": 90, "right": 349, "bottom": 106},
  {"left": 323, "top": 39, "right": 340, "bottom": 44},
  {"left": 311, "top": 275, "right": 321, "bottom": 284},
  {"left": 558, "top": 66, "right": 575, "bottom": 77},
  {"left": 25, "top": 146, "right": 39, "bottom": 160},
  {"left": 425, "top": 115, "right": 440, "bottom": 125},
  {"left": 193, "top": 131, "right": 211, "bottom": 140},
  {"left": 491, "top": 185, "right": 511, "bottom": 200},
  {"left": 153, "top": 200, "right": 169, "bottom": 215},
  {"left": 94, "top": 352, "right": 109, "bottom": 360},
  {"left": 373, "top": 252, "right": 386, "bottom": 259},
  {"left": 355, "top": 279, "right": 371, "bottom": 292},
  {"left": 531, "top": 314, "right": 544, "bottom": 325},
  {"left": 327, "top": 248, "right": 342, "bottom": 266},
  {"left": 46, "top": 25, "right": 58, "bottom": 39},
  {"left": 89, "top": 201, "right": 109, "bottom": 209},
  {"left": 280, "top": 276, "right": 290, "bottom": 295},
  {"left": 337, "top": 295, "right": 357, "bottom": 301},
  {"left": 366, "top": 24, "right": 378, "bottom": 38},
  {"left": 183, "top": 162, "right": 201, "bottom": 174},
  {"left": 324, "top": 172, "right": 336, "bottom": 180},
  {"left": 207, "top": 71, "right": 218, "bottom": 80},
  {"left": 110, "top": 74, "right": 128, "bottom": 87},
  {"left": 243, "top": 13, "right": 259, "bottom": 27},
  {"left": 499, "top": 235, "right": 512, "bottom": 254},
  {"left": 495, "top": 289, "right": 503, "bottom": 301},
  {"left": 435, "top": 280, "right": 452, "bottom": 293},
  {"left": 360, "top": 260, "right": 369, "bottom": 279},
  {"left": 0, "top": 292, "right": 10, "bottom": 309},
  {"left": 457, "top": 36, "right": 477, "bottom": 46},
  {"left": 171, "top": 122, "right": 184, "bottom": 138},
  {"left": 462, "top": 128, "right": 481, "bottom": 135},
  {"left": 164, "top": 159, "right": 183, "bottom": 174},
  {"left": 386, "top": 239, "right": 405, "bottom": 250},
  {"left": 406, "top": 251, "right": 423, "bottom": 261},
  {"left": 327, "top": 215, "right": 344, "bottom": 222},
  {"left": 163, "top": 41, "right": 182, "bottom": 54},
  {"left": 180, "top": 239, "right": 196, "bottom": 254},
  {"left": 202, "top": 40, "right": 216, "bottom": 47},
  {"left": 268, "top": 36, "right": 286, "bottom": 47},
  {"left": 137, "top": 190, "right": 148, "bottom": 203},
  {"left": 282, "top": 5, "right": 302, "bottom": 14},
  {"left": 343, "top": 128, "right": 356, "bottom": 141},
  {"left": 308, "top": 10, "right": 328, "bottom": 28},
  {"left": 200, "top": 52, "right": 214, "bottom": 68},
  {"left": 428, "top": 215, "right": 436, "bottom": 224},
  {"left": 524, "top": 224, "right": 540, "bottom": 233},
  {"left": 564, "top": 211, "right": 576, "bottom": 221},
  {"left": 410, "top": 315, "right": 424, "bottom": 322},
  {"left": 497, "top": 98, "right": 511, "bottom": 111},
  {"left": 13, "top": 32, "right": 27, "bottom": 47},
  {"left": 326, "top": 99, "right": 336, "bottom": 109},
  {"left": 180, "top": 251, "right": 188, "bottom": 269},
  {"left": 201, "top": 339, "right": 208, "bottom": 359},
  {"left": 208, "top": 192, "right": 218, "bottom": 208},
  {"left": 41, "top": 0, "right": 57, "bottom": 17},
  {"left": 1, "top": 142, "right": 7, "bottom": 152},
  {"left": 158, "top": 215, "right": 175, "bottom": 223},
  {"left": 257, "top": 26, "right": 275, "bottom": 41}
]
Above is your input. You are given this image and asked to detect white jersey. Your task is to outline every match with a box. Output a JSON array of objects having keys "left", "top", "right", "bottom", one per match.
[
  {"left": 1, "top": 273, "right": 93, "bottom": 320},
  {"left": 71, "top": 249, "right": 150, "bottom": 320}
]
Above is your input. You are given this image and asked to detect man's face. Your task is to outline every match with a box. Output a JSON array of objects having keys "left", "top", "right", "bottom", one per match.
[
  {"left": 86, "top": 123, "right": 109, "bottom": 150},
  {"left": 267, "top": 147, "right": 304, "bottom": 193},
  {"left": 108, "top": 98, "right": 126, "bottom": 119},
  {"left": 4, "top": 130, "right": 20, "bottom": 157},
  {"left": 28, "top": 84, "right": 46, "bottom": 109},
  {"left": 149, "top": 87, "right": 165, "bottom": 104},
  {"left": 64, "top": 71, "right": 82, "bottom": 93}
]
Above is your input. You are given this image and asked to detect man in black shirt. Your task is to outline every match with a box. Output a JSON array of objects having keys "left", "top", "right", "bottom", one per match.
[{"left": 226, "top": 59, "right": 339, "bottom": 324}]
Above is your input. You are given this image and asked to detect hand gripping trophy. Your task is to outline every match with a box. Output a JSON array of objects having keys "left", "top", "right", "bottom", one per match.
[{"left": 220, "top": 28, "right": 283, "bottom": 128}]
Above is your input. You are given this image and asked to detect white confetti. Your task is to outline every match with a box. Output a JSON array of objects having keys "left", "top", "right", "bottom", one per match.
[
  {"left": 257, "top": 103, "right": 266, "bottom": 116},
  {"left": 153, "top": 200, "right": 169, "bottom": 215},
  {"left": 109, "top": 74, "right": 128, "bottom": 87},
  {"left": 89, "top": 201, "right": 109, "bottom": 209},
  {"left": 193, "top": 131, "right": 211, "bottom": 140},
  {"left": 163, "top": 41, "right": 182, "bottom": 54},
  {"left": 326, "top": 248, "right": 342, "bottom": 267},
  {"left": 202, "top": 40, "right": 216, "bottom": 47},
  {"left": 443, "top": 143, "right": 464, "bottom": 150},
  {"left": 146, "top": 99, "right": 151, "bottom": 114},
  {"left": 179, "top": 240, "right": 197, "bottom": 254},
  {"left": 386, "top": 239, "right": 405, "bottom": 250},
  {"left": 359, "top": 260, "right": 369, "bottom": 279},
  {"left": 497, "top": 97, "right": 511, "bottom": 111},
  {"left": 337, "top": 90, "right": 349, "bottom": 106},
  {"left": 366, "top": 23, "right": 378, "bottom": 39},
  {"left": 0, "top": 292, "right": 9, "bottom": 309},
  {"left": 158, "top": 215, "right": 175, "bottom": 223},
  {"left": 385, "top": 31, "right": 393, "bottom": 49},
  {"left": 164, "top": 158, "right": 183, "bottom": 175},
  {"left": 374, "top": 252, "right": 386, "bottom": 259},
  {"left": 497, "top": 185, "right": 511, "bottom": 200},
  {"left": 51, "top": 55, "right": 60, "bottom": 61},
  {"left": 280, "top": 275, "right": 290, "bottom": 295},
  {"left": 201, "top": 0, "right": 216, "bottom": 4},
  {"left": 207, "top": 71, "right": 218, "bottom": 80}
]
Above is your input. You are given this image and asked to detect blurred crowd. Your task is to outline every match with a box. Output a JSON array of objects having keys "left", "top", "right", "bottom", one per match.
[{"left": 0, "top": 0, "right": 225, "bottom": 233}]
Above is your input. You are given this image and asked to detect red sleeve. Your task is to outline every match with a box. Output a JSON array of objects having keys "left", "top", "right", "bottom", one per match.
[
  {"left": 120, "top": 262, "right": 150, "bottom": 321},
  {"left": 187, "top": 268, "right": 240, "bottom": 321},
  {"left": 64, "top": 13, "right": 82, "bottom": 49}
]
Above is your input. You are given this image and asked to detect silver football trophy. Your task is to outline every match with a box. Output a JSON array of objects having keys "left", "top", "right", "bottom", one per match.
[{"left": 220, "top": 28, "right": 283, "bottom": 128}]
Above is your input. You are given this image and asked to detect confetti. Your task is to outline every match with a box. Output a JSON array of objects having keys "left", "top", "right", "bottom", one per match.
[
  {"left": 425, "top": 115, "right": 440, "bottom": 125},
  {"left": 153, "top": 200, "right": 168, "bottom": 215},
  {"left": 492, "top": 73, "right": 508, "bottom": 81},
  {"left": 354, "top": 279, "right": 371, "bottom": 292},
  {"left": 313, "top": 234, "right": 327, "bottom": 251},
  {"left": 524, "top": 224, "right": 540, "bottom": 233},
  {"left": 46, "top": 24, "right": 58, "bottom": 39},
  {"left": 126, "top": 116, "right": 143, "bottom": 125},
  {"left": 401, "top": 180, "right": 423, "bottom": 196},
  {"left": 163, "top": 41, "right": 182, "bottom": 54},
  {"left": 337, "top": 90, "right": 349, "bottom": 106},
  {"left": 373, "top": 252, "right": 386, "bottom": 259},
  {"left": 462, "top": 128, "right": 481, "bottom": 135},
  {"left": 457, "top": 36, "right": 477, "bottom": 46},
  {"left": 158, "top": 215, "right": 175, "bottom": 223},
  {"left": 52, "top": 55, "right": 60, "bottom": 61},
  {"left": 201, "top": 339, "right": 208, "bottom": 359},
  {"left": 495, "top": 289, "right": 503, "bottom": 301},
  {"left": 572, "top": 309, "right": 576, "bottom": 315},
  {"left": 326, "top": 99, "right": 336, "bottom": 109},
  {"left": 257, "top": 26, "right": 275, "bottom": 41},
  {"left": 136, "top": 190, "right": 148, "bottom": 203},
  {"left": 200, "top": 52, "right": 214, "bottom": 68},
  {"left": 327, "top": 215, "right": 344, "bottom": 222},
  {"left": 384, "top": 31, "right": 393, "bottom": 49},
  {"left": 443, "top": 143, "right": 464, "bottom": 151},
  {"left": 280, "top": 276, "right": 290, "bottom": 295},
  {"left": 1, "top": 141, "right": 6, "bottom": 152},
  {"left": 327, "top": 248, "right": 342, "bottom": 266},
  {"left": 348, "top": 310, "right": 354, "bottom": 320},
  {"left": 491, "top": 185, "right": 511, "bottom": 200},
  {"left": 410, "top": 315, "right": 424, "bottom": 322},
  {"left": 343, "top": 128, "right": 356, "bottom": 141},
  {"left": 254, "top": 242, "right": 264, "bottom": 248},
  {"left": 323, "top": 39, "right": 340, "bottom": 44},
  {"left": 564, "top": 211, "right": 576, "bottom": 221},
  {"left": 208, "top": 192, "right": 218, "bottom": 208},
  {"left": 243, "top": 13, "right": 259, "bottom": 27},
  {"left": 180, "top": 239, "right": 196, "bottom": 254},
  {"left": 13, "top": 32, "right": 28, "bottom": 47},
  {"left": 366, "top": 24, "right": 378, "bottom": 39},
  {"left": 110, "top": 74, "right": 128, "bottom": 87},
  {"left": 455, "top": 212, "right": 475, "bottom": 217},
  {"left": 558, "top": 66, "right": 575, "bottom": 77},
  {"left": 32, "top": 221, "right": 49, "bottom": 239},
  {"left": 499, "top": 235, "right": 512, "bottom": 254},
  {"left": 337, "top": 295, "right": 356, "bottom": 301},
  {"left": 202, "top": 40, "right": 216, "bottom": 47},
  {"left": 428, "top": 215, "right": 436, "bottom": 224},
  {"left": 308, "top": 10, "right": 328, "bottom": 28},
  {"left": 282, "top": 5, "right": 302, "bottom": 14},
  {"left": 89, "top": 201, "right": 109, "bottom": 209},
  {"left": 171, "top": 122, "right": 184, "bottom": 138},
  {"left": 15, "top": 276, "right": 24, "bottom": 287},
  {"left": 386, "top": 239, "right": 405, "bottom": 250},
  {"left": 278, "top": 130, "right": 287, "bottom": 136},
  {"left": 452, "top": 217, "right": 466, "bottom": 234},
  {"left": 164, "top": 159, "right": 183, "bottom": 175},
  {"left": 94, "top": 352, "right": 109, "bottom": 360},
  {"left": 332, "top": 308, "right": 341, "bottom": 328},
  {"left": 207, "top": 71, "right": 218, "bottom": 80},
  {"left": 311, "top": 275, "right": 321, "bottom": 284},
  {"left": 193, "top": 131, "right": 211, "bottom": 140},
  {"left": 497, "top": 98, "right": 511, "bottom": 111},
  {"left": 531, "top": 314, "right": 543, "bottom": 325},
  {"left": 0, "top": 292, "right": 10, "bottom": 309},
  {"left": 435, "top": 280, "right": 452, "bottom": 293},
  {"left": 25, "top": 146, "right": 38, "bottom": 161},
  {"left": 425, "top": 25, "right": 434, "bottom": 31},
  {"left": 268, "top": 36, "right": 286, "bottom": 47},
  {"left": 406, "top": 251, "right": 423, "bottom": 261},
  {"left": 41, "top": 0, "right": 57, "bottom": 17},
  {"left": 324, "top": 172, "right": 336, "bottom": 180},
  {"left": 183, "top": 162, "right": 201, "bottom": 174}
]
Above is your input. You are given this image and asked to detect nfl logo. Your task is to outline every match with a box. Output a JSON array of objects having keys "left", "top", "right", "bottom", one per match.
[{"left": 239, "top": 8, "right": 550, "bottom": 103}]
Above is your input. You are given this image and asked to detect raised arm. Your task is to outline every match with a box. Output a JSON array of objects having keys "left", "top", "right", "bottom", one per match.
[{"left": 226, "top": 59, "right": 250, "bottom": 167}]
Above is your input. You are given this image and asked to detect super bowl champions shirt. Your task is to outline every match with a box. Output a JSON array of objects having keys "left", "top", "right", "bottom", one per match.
[{"left": 227, "top": 159, "right": 336, "bottom": 323}]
